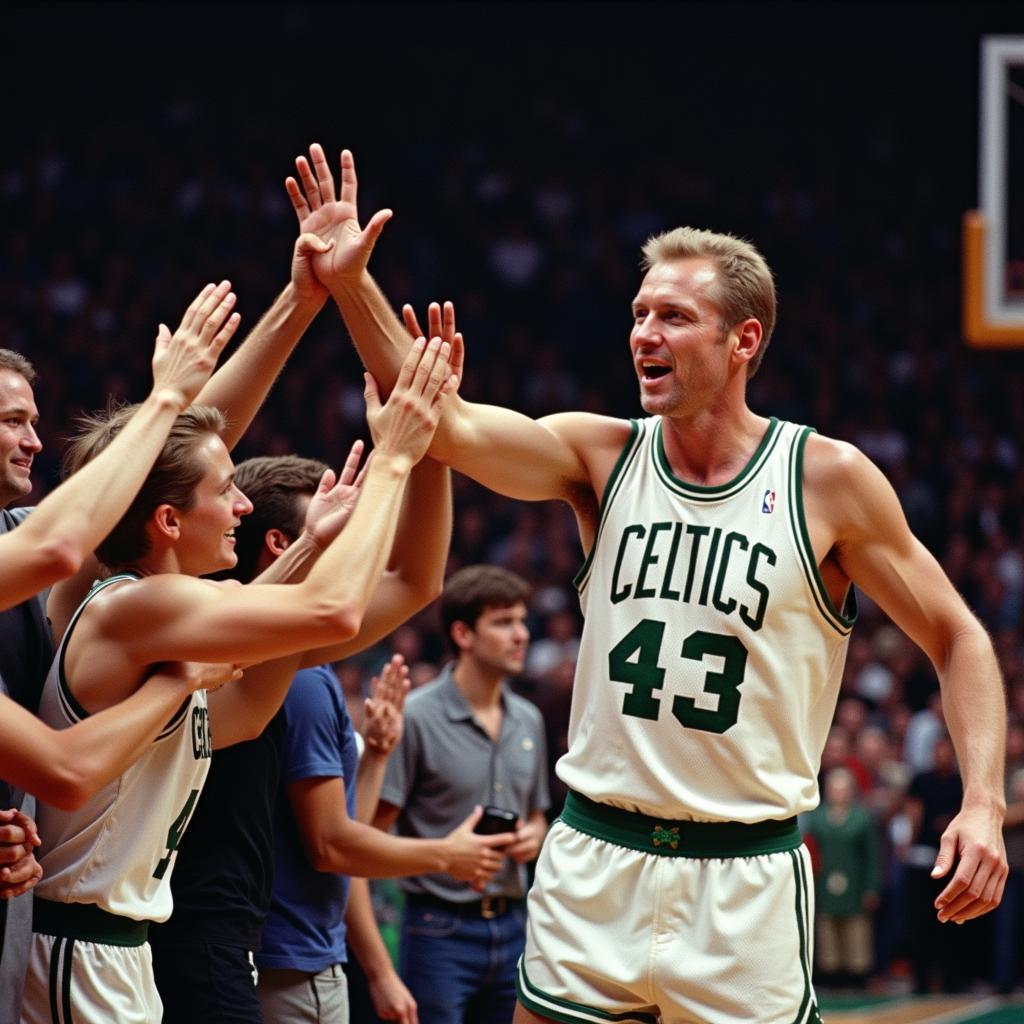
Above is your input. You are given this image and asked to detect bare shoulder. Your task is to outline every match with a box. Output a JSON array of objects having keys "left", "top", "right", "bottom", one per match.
[
  {"left": 802, "top": 432, "right": 906, "bottom": 543},
  {"left": 85, "top": 573, "right": 219, "bottom": 631}
]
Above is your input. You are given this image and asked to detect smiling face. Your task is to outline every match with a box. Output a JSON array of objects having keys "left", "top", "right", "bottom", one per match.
[
  {"left": 0, "top": 370, "right": 42, "bottom": 505},
  {"left": 630, "top": 258, "right": 739, "bottom": 418},
  {"left": 174, "top": 434, "right": 254, "bottom": 576}
]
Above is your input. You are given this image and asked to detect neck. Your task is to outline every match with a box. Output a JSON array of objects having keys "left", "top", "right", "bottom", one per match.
[
  {"left": 452, "top": 658, "right": 505, "bottom": 711},
  {"left": 659, "top": 402, "right": 768, "bottom": 487}
]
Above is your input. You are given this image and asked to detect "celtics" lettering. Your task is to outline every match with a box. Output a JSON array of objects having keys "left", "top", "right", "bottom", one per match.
[{"left": 610, "top": 521, "right": 776, "bottom": 631}]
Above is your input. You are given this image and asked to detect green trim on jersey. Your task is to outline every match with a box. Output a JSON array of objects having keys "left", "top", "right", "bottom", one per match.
[
  {"left": 34, "top": 897, "right": 150, "bottom": 946},
  {"left": 157, "top": 697, "right": 193, "bottom": 741},
  {"left": 560, "top": 790, "right": 801, "bottom": 858},
  {"left": 575, "top": 419, "right": 643, "bottom": 594},
  {"left": 785, "top": 428, "right": 856, "bottom": 636},
  {"left": 56, "top": 572, "right": 142, "bottom": 723},
  {"left": 652, "top": 416, "right": 783, "bottom": 501},
  {"left": 516, "top": 960, "right": 659, "bottom": 1024}
]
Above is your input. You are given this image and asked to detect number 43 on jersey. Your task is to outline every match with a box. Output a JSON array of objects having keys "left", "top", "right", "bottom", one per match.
[{"left": 609, "top": 619, "right": 748, "bottom": 734}]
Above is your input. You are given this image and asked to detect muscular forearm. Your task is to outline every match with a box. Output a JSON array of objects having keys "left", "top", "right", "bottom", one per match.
[
  {"left": 6, "top": 391, "right": 184, "bottom": 609},
  {"left": 0, "top": 673, "right": 193, "bottom": 810},
  {"left": 300, "top": 455, "right": 413, "bottom": 631},
  {"left": 196, "top": 283, "right": 323, "bottom": 450},
  {"left": 939, "top": 624, "right": 1006, "bottom": 811},
  {"left": 330, "top": 271, "right": 410, "bottom": 395}
]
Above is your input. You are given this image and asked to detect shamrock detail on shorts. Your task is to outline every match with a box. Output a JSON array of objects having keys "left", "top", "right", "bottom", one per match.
[{"left": 651, "top": 824, "right": 680, "bottom": 849}]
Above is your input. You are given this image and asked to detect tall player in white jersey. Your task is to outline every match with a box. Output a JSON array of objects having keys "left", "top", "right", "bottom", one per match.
[{"left": 287, "top": 144, "right": 1008, "bottom": 1024}]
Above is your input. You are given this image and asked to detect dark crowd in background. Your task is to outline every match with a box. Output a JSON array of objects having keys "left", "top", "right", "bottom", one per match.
[{"left": 3, "top": 0, "right": 1024, "bottom": 997}]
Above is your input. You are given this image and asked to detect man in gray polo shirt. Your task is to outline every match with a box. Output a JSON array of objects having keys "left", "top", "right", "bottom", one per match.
[{"left": 375, "top": 565, "right": 550, "bottom": 1024}]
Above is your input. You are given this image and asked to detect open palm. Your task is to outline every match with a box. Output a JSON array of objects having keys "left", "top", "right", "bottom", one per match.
[{"left": 286, "top": 144, "right": 392, "bottom": 290}]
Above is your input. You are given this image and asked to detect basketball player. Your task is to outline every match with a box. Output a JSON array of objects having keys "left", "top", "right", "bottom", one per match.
[
  {"left": 0, "top": 282, "right": 241, "bottom": 806},
  {"left": 287, "top": 144, "right": 1008, "bottom": 1024},
  {"left": 19, "top": 335, "right": 459, "bottom": 1024}
]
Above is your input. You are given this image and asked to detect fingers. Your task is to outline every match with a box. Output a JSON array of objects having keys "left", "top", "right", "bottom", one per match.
[
  {"left": 459, "top": 805, "right": 484, "bottom": 831},
  {"left": 937, "top": 852, "right": 1005, "bottom": 923},
  {"left": 295, "top": 231, "right": 335, "bottom": 256},
  {"left": 402, "top": 304, "right": 424, "bottom": 341},
  {"left": 317, "top": 468, "right": 338, "bottom": 497},
  {"left": 309, "top": 142, "right": 336, "bottom": 206},
  {"left": 295, "top": 155, "right": 322, "bottom": 212},
  {"left": 0, "top": 839, "right": 30, "bottom": 865},
  {"left": 363, "top": 372, "right": 382, "bottom": 414},
  {"left": 411, "top": 338, "right": 443, "bottom": 396},
  {"left": 427, "top": 302, "right": 443, "bottom": 341},
  {"left": 450, "top": 333, "right": 465, "bottom": 382},
  {"left": 0, "top": 856, "right": 42, "bottom": 899},
  {"left": 285, "top": 176, "right": 310, "bottom": 222},
  {"left": 336, "top": 440, "right": 366, "bottom": 488},
  {"left": 360, "top": 208, "right": 393, "bottom": 253},
  {"left": 339, "top": 148, "right": 358, "bottom": 207},
  {"left": 0, "top": 852, "right": 41, "bottom": 886},
  {"left": 395, "top": 337, "right": 427, "bottom": 392},
  {"left": 931, "top": 830, "right": 957, "bottom": 880}
]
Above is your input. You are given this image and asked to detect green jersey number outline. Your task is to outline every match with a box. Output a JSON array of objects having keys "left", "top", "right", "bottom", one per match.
[
  {"left": 609, "top": 619, "right": 748, "bottom": 734},
  {"left": 152, "top": 787, "right": 200, "bottom": 880}
]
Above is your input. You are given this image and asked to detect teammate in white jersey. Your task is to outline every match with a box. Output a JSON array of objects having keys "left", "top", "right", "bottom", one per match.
[
  {"left": 20, "top": 334, "right": 459, "bottom": 1024},
  {"left": 285, "top": 144, "right": 1009, "bottom": 1024}
]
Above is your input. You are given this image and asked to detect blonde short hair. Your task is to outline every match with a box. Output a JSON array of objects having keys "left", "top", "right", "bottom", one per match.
[{"left": 641, "top": 227, "right": 776, "bottom": 377}]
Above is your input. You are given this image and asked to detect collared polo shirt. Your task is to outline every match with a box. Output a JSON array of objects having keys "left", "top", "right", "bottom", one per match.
[{"left": 380, "top": 663, "right": 549, "bottom": 903}]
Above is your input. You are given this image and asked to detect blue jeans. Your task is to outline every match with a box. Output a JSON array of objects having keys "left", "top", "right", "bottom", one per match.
[{"left": 400, "top": 901, "right": 526, "bottom": 1024}]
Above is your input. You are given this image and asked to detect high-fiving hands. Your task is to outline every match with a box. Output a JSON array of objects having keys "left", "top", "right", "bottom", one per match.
[{"left": 285, "top": 144, "right": 392, "bottom": 295}]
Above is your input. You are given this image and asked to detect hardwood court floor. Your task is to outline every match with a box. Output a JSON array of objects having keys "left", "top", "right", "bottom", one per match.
[{"left": 820, "top": 994, "right": 1024, "bottom": 1023}]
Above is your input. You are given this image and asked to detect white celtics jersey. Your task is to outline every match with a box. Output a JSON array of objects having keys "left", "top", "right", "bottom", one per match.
[
  {"left": 34, "top": 573, "right": 212, "bottom": 922},
  {"left": 560, "top": 417, "right": 855, "bottom": 823}
]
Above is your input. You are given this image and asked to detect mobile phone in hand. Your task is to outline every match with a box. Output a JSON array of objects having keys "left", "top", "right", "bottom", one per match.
[{"left": 474, "top": 805, "right": 518, "bottom": 835}]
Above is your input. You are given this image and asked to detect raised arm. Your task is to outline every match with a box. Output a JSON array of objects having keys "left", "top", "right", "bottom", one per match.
[
  {"left": 807, "top": 434, "right": 1008, "bottom": 924},
  {"left": 192, "top": 157, "right": 348, "bottom": 450},
  {"left": 14, "top": 282, "right": 238, "bottom": 618},
  {"left": 285, "top": 145, "right": 617, "bottom": 511},
  {"left": 0, "top": 662, "right": 235, "bottom": 810},
  {"left": 81, "top": 339, "right": 459, "bottom": 684},
  {"left": 354, "top": 656, "right": 410, "bottom": 823},
  {"left": 298, "top": 454, "right": 452, "bottom": 668}
]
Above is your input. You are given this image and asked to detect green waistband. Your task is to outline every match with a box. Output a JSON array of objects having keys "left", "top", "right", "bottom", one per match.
[
  {"left": 560, "top": 790, "right": 802, "bottom": 858},
  {"left": 33, "top": 899, "right": 151, "bottom": 947}
]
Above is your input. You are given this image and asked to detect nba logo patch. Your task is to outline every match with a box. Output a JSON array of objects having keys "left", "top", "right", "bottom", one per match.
[{"left": 762, "top": 489, "right": 776, "bottom": 514}]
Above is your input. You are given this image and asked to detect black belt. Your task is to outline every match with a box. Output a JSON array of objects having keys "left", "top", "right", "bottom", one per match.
[{"left": 406, "top": 892, "right": 524, "bottom": 920}]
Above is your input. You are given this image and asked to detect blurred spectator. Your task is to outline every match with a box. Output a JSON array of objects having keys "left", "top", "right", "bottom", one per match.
[{"left": 803, "top": 767, "right": 881, "bottom": 989}]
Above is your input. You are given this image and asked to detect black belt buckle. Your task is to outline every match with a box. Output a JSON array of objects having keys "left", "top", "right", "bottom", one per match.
[{"left": 480, "top": 895, "right": 507, "bottom": 919}]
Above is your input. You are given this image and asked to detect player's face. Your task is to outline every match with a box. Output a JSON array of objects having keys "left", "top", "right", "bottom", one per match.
[
  {"left": 0, "top": 370, "right": 42, "bottom": 505},
  {"left": 629, "top": 258, "right": 733, "bottom": 417},
  {"left": 177, "top": 434, "right": 253, "bottom": 575},
  {"left": 465, "top": 602, "right": 530, "bottom": 676}
]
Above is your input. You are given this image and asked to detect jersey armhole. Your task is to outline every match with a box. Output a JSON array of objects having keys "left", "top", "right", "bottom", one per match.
[
  {"left": 574, "top": 419, "right": 643, "bottom": 594},
  {"left": 786, "top": 427, "right": 858, "bottom": 636}
]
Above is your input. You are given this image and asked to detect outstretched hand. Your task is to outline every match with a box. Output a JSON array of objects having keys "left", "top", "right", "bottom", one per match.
[
  {"left": 152, "top": 281, "right": 241, "bottom": 410},
  {"left": 303, "top": 440, "right": 371, "bottom": 549},
  {"left": 285, "top": 144, "right": 392, "bottom": 293},
  {"left": 362, "top": 654, "right": 411, "bottom": 755},
  {"left": 401, "top": 301, "right": 465, "bottom": 385},
  {"left": 364, "top": 337, "right": 458, "bottom": 468},
  {"left": 931, "top": 802, "right": 1008, "bottom": 923}
]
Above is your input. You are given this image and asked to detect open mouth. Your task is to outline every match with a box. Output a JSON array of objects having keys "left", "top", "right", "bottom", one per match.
[{"left": 640, "top": 362, "right": 671, "bottom": 382}]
